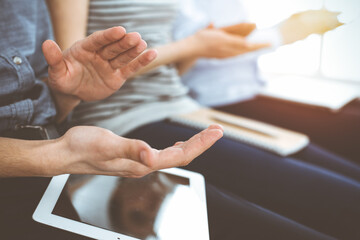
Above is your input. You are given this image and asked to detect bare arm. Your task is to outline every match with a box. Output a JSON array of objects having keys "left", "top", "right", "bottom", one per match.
[
  {"left": 136, "top": 24, "right": 268, "bottom": 76},
  {"left": 0, "top": 137, "right": 55, "bottom": 177},
  {"left": 0, "top": 125, "right": 223, "bottom": 178},
  {"left": 45, "top": 0, "right": 88, "bottom": 122},
  {"left": 49, "top": 0, "right": 198, "bottom": 76},
  {"left": 49, "top": 2, "right": 268, "bottom": 77},
  {"left": 176, "top": 23, "right": 258, "bottom": 75},
  {"left": 46, "top": 0, "right": 89, "bottom": 51},
  {"left": 1, "top": 1, "right": 226, "bottom": 178}
]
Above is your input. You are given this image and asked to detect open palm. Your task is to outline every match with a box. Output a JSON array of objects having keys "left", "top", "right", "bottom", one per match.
[
  {"left": 57, "top": 124, "right": 223, "bottom": 178},
  {"left": 42, "top": 26, "right": 157, "bottom": 101}
]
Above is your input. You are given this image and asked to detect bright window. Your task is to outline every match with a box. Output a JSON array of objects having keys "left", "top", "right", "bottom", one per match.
[{"left": 243, "top": 0, "right": 360, "bottom": 83}]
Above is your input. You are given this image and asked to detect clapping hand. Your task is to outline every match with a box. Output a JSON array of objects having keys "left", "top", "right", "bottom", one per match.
[
  {"left": 42, "top": 26, "right": 157, "bottom": 101},
  {"left": 192, "top": 23, "right": 270, "bottom": 59}
]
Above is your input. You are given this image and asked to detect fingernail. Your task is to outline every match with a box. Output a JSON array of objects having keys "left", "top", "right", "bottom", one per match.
[
  {"left": 210, "top": 129, "right": 224, "bottom": 138},
  {"left": 147, "top": 50, "right": 158, "bottom": 60},
  {"left": 209, "top": 124, "right": 224, "bottom": 131}
]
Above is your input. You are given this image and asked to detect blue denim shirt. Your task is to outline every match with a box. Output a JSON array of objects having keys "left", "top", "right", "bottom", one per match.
[{"left": 0, "top": 0, "right": 56, "bottom": 134}]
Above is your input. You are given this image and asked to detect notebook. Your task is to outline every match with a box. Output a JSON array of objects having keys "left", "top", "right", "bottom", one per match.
[{"left": 169, "top": 108, "right": 309, "bottom": 157}]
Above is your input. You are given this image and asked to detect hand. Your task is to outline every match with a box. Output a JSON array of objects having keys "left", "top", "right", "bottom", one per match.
[
  {"left": 192, "top": 26, "right": 270, "bottom": 59},
  {"left": 220, "top": 22, "right": 257, "bottom": 37},
  {"left": 47, "top": 125, "right": 224, "bottom": 178},
  {"left": 42, "top": 26, "right": 158, "bottom": 101},
  {"left": 280, "top": 9, "right": 343, "bottom": 44}
]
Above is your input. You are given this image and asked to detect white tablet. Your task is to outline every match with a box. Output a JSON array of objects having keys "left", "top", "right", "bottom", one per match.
[{"left": 33, "top": 168, "right": 209, "bottom": 240}]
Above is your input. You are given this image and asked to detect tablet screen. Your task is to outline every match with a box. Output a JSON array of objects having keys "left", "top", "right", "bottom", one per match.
[{"left": 52, "top": 172, "right": 204, "bottom": 240}]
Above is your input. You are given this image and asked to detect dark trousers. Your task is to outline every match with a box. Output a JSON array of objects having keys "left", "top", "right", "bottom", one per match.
[
  {"left": 0, "top": 128, "right": 91, "bottom": 240},
  {"left": 216, "top": 97, "right": 360, "bottom": 163},
  {"left": 1, "top": 118, "right": 359, "bottom": 239},
  {"left": 0, "top": 177, "right": 334, "bottom": 240},
  {"left": 0, "top": 177, "right": 91, "bottom": 240},
  {"left": 125, "top": 121, "right": 360, "bottom": 240}
]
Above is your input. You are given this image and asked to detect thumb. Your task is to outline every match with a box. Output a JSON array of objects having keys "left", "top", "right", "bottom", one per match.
[{"left": 42, "top": 40, "right": 67, "bottom": 80}]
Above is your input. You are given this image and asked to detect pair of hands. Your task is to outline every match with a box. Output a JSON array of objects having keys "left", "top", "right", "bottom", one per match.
[
  {"left": 192, "top": 23, "right": 269, "bottom": 59},
  {"left": 191, "top": 9, "right": 343, "bottom": 60},
  {"left": 174, "top": 22, "right": 268, "bottom": 75},
  {"left": 39, "top": 26, "right": 223, "bottom": 178}
]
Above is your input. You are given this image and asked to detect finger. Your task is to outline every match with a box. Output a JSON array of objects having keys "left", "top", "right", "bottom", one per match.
[
  {"left": 207, "top": 23, "right": 215, "bottom": 29},
  {"left": 115, "top": 138, "right": 153, "bottom": 163},
  {"left": 173, "top": 141, "right": 185, "bottom": 146},
  {"left": 111, "top": 136, "right": 160, "bottom": 173},
  {"left": 101, "top": 158, "right": 152, "bottom": 178},
  {"left": 208, "top": 124, "right": 224, "bottom": 131},
  {"left": 226, "top": 34, "right": 248, "bottom": 49},
  {"left": 110, "top": 39, "right": 147, "bottom": 69},
  {"left": 148, "top": 125, "right": 223, "bottom": 170},
  {"left": 42, "top": 40, "right": 67, "bottom": 81},
  {"left": 241, "top": 23, "right": 257, "bottom": 37},
  {"left": 119, "top": 49, "right": 158, "bottom": 79},
  {"left": 81, "top": 26, "right": 126, "bottom": 52},
  {"left": 246, "top": 42, "right": 271, "bottom": 51},
  {"left": 221, "top": 23, "right": 256, "bottom": 37},
  {"left": 98, "top": 32, "right": 142, "bottom": 60}
]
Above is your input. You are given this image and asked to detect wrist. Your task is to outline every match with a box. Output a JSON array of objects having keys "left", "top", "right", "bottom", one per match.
[
  {"left": 0, "top": 138, "right": 65, "bottom": 177},
  {"left": 52, "top": 90, "right": 81, "bottom": 123},
  {"left": 43, "top": 77, "right": 81, "bottom": 123},
  {"left": 28, "top": 138, "right": 68, "bottom": 176},
  {"left": 53, "top": 90, "right": 81, "bottom": 110},
  {"left": 185, "top": 34, "right": 203, "bottom": 58}
]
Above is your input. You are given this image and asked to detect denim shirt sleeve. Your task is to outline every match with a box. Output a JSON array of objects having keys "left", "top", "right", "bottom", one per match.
[
  {"left": 0, "top": 48, "right": 56, "bottom": 132},
  {"left": 0, "top": 0, "right": 57, "bottom": 133}
]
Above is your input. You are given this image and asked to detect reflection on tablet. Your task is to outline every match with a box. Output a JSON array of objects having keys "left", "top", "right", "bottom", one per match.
[{"left": 53, "top": 172, "right": 205, "bottom": 240}]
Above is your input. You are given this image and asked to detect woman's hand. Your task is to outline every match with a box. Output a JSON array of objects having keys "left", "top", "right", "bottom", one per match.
[
  {"left": 191, "top": 26, "right": 270, "bottom": 59},
  {"left": 45, "top": 125, "right": 223, "bottom": 178},
  {"left": 220, "top": 22, "right": 257, "bottom": 37}
]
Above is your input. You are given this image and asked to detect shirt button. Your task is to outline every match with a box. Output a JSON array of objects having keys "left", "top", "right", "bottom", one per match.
[{"left": 13, "top": 56, "right": 22, "bottom": 65}]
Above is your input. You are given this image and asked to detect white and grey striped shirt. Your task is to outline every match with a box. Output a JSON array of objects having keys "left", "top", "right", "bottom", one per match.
[{"left": 72, "top": 0, "right": 199, "bottom": 135}]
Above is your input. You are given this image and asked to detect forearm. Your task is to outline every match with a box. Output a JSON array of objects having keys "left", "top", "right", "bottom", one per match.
[
  {"left": 175, "top": 23, "right": 259, "bottom": 76},
  {"left": 51, "top": 90, "right": 81, "bottom": 123},
  {"left": 45, "top": 0, "right": 87, "bottom": 122},
  {"left": 41, "top": 78, "right": 81, "bottom": 123},
  {"left": 134, "top": 36, "right": 201, "bottom": 76},
  {"left": 0, "top": 137, "right": 62, "bottom": 177},
  {"left": 176, "top": 57, "right": 198, "bottom": 76},
  {"left": 46, "top": 0, "right": 89, "bottom": 50},
  {"left": 47, "top": 0, "right": 200, "bottom": 77}
]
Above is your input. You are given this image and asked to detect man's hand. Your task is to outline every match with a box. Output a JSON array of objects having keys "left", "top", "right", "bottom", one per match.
[
  {"left": 44, "top": 125, "right": 223, "bottom": 178},
  {"left": 0, "top": 125, "right": 223, "bottom": 177},
  {"left": 42, "top": 26, "right": 158, "bottom": 101}
]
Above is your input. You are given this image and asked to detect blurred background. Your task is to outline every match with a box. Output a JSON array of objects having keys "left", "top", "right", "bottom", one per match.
[{"left": 245, "top": 0, "right": 360, "bottom": 84}]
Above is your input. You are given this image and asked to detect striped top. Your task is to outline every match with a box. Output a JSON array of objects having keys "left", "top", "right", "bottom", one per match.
[{"left": 72, "top": 0, "right": 199, "bottom": 135}]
